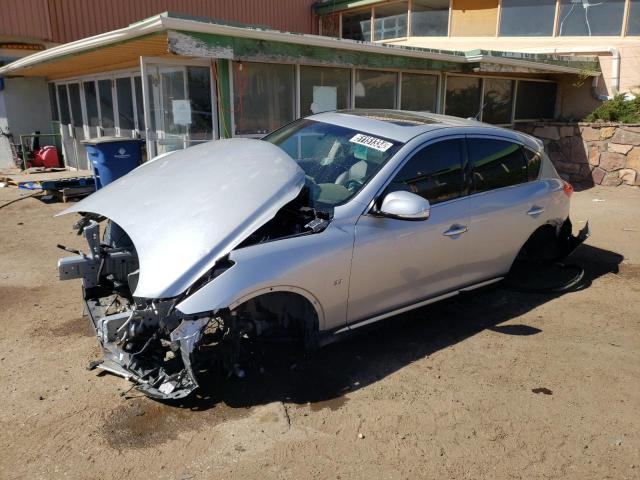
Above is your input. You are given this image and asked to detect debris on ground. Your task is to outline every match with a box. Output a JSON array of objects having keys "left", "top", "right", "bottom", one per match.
[{"left": 531, "top": 387, "right": 553, "bottom": 395}]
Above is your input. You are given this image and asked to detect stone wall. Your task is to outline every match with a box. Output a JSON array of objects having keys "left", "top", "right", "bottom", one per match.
[{"left": 515, "top": 122, "right": 640, "bottom": 187}]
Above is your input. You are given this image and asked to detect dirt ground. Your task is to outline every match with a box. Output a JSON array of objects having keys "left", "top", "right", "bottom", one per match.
[{"left": 0, "top": 183, "right": 639, "bottom": 480}]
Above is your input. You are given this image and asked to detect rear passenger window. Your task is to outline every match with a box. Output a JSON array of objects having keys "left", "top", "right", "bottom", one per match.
[
  {"left": 524, "top": 148, "right": 542, "bottom": 181},
  {"left": 468, "top": 138, "right": 527, "bottom": 193},
  {"left": 387, "top": 139, "right": 465, "bottom": 205}
]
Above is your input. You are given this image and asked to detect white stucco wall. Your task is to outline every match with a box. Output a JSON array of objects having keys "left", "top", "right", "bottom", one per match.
[{"left": 0, "top": 77, "right": 53, "bottom": 169}]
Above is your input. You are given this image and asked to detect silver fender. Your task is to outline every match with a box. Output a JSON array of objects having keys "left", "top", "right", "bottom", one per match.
[{"left": 175, "top": 221, "right": 355, "bottom": 331}]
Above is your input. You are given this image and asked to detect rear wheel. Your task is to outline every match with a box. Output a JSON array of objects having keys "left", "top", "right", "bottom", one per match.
[{"left": 506, "top": 223, "right": 586, "bottom": 293}]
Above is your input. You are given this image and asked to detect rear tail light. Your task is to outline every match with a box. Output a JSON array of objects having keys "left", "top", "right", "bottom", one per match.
[{"left": 563, "top": 181, "right": 573, "bottom": 197}]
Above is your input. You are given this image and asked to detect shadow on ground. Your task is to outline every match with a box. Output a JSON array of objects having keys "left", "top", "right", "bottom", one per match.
[{"left": 162, "top": 244, "right": 622, "bottom": 412}]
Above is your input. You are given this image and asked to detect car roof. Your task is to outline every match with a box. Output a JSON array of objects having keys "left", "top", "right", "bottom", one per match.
[{"left": 307, "top": 109, "right": 542, "bottom": 151}]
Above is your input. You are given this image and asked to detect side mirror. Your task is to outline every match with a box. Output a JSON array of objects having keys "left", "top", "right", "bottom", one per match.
[{"left": 377, "top": 191, "right": 430, "bottom": 221}]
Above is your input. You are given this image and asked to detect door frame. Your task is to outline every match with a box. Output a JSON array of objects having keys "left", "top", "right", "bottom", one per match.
[{"left": 140, "top": 56, "right": 219, "bottom": 158}]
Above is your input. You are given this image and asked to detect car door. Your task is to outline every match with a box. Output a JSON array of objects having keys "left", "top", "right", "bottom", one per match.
[
  {"left": 347, "top": 137, "right": 471, "bottom": 324},
  {"left": 464, "top": 136, "right": 550, "bottom": 284}
]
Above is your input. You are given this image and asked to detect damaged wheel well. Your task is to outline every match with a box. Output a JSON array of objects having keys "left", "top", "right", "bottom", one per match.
[
  {"left": 514, "top": 223, "right": 560, "bottom": 264},
  {"left": 231, "top": 291, "right": 321, "bottom": 351}
]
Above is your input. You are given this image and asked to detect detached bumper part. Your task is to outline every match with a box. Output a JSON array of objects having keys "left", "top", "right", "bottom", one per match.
[
  {"left": 84, "top": 299, "right": 211, "bottom": 400},
  {"left": 558, "top": 219, "right": 590, "bottom": 260}
]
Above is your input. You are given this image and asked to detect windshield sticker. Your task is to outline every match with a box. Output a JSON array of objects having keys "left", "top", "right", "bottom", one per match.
[{"left": 349, "top": 134, "right": 393, "bottom": 152}]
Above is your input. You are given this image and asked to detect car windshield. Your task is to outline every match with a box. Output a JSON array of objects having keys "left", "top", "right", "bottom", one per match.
[{"left": 264, "top": 119, "right": 402, "bottom": 209}]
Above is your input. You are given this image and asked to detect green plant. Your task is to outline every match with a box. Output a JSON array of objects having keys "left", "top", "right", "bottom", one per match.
[{"left": 584, "top": 94, "right": 640, "bottom": 123}]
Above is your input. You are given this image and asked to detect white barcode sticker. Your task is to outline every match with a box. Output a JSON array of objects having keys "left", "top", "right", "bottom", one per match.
[{"left": 349, "top": 133, "right": 393, "bottom": 152}]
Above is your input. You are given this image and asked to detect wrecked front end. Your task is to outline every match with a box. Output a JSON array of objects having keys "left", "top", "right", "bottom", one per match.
[
  {"left": 59, "top": 219, "right": 219, "bottom": 399},
  {"left": 55, "top": 139, "right": 313, "bottom": 400}
]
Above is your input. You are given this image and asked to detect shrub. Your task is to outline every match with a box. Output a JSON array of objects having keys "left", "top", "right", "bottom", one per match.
[{"left": 584, "top": 94, "right": 640, "bottom": 123}]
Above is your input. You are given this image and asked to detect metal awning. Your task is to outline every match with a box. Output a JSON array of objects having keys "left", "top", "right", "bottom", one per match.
[{"left": 0, "top": 12, "right": 600, "bottom": 80}]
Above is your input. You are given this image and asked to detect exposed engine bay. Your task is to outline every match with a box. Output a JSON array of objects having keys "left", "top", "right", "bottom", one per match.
[{"left": 58, "top": 193, "right": 328, "bottom": 400}]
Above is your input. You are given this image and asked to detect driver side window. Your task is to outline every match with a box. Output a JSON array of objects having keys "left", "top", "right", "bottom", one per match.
[{"left": 386, "top": 139, "right": 465, "bottom": 205}]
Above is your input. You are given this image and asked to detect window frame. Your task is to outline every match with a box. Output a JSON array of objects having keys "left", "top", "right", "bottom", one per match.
[
  {"left": 368, "top": 134, "right": 470, "bottom": 214},
  {"left": 384, "top": 136, "right": 469, "bottom": 205},
  {"left": 400, "top": 71, "right": 440, "bottom": 112},
  {"left": 410, "top": 0, "right": 451, "bottom": 37},
  {"left": 230, "top": 60, "right": 297, "bottom": 138},
  {"left": 443, "top": 73, "right": 556, "bottom": 125},
  {"left": 523, "top": 145, "right": 543, "bottom": 181},
  {"left": 498, "top": 0, "right": 558, "bottom": 37},
  {"left": 354, "top": 68, "right": 400, "bottom": 109},
  {"left": 322, "top": 0, "right": 638, "bottom": 39},
  {"left": 557, "top": 0, "right": 627, "bottom": 37},
  {"left": 465, "top": 135, "right": 531, "bottom": 195},
  {"left": 373, "top": 0, "right": 410, "bottom": 41},
  {"left": 341, "top": 5, "right": 375, "bottom": 41},
  {"left": 298, "top": 64, "right": 352, "bottom": 117}
]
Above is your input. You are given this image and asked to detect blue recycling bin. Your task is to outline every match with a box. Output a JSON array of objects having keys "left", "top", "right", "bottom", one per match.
[{"left": 82, "top": 137, "right": 144, "bottom": 189}]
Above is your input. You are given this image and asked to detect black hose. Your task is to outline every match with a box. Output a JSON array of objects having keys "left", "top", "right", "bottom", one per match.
[{"left": 0, "top": 192, "right": 40, "bottom": 210}]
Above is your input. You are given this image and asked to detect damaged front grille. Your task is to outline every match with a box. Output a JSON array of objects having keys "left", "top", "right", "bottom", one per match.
[{"left": 58, "top": 219, "right": 215, "bottom": 400}]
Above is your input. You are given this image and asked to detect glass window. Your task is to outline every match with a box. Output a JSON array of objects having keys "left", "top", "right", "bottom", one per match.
[
  {"left": 500, "top": 0, "right": 556, "bottom": 36},
  {"left": 469, "top": 138, "right": 527, "bottom": 192},
  {"left": 354, "top": 69, "right": 397, "bottom": 109},
  {"left": 628, "top": 0, "right": 640, "bottom": 35},
  {"left": 374, "top": 2, "right": 408, "bottom": 40},
  {"left": 67, "top": 83, "right": 83, "bottom": 128},
  {"left": 387, "top": 139, "right": 465, "bottom": 204},
  {"left": 401, "top": 73, "right": 438, "bottom": 112},
  {"left": 558, "top": 0, "right": 625, "bottom": 36},
  {"left": 48, "top": 83, "right": 59, "bottom": 121},
  {"left": 411, "top": 0, "right": 449, "bottom": 36},
  {"left": 482, "top": 78, "right": 514, "bottom": 124},
  {"left": 134, "top": 76, "right": 145, "bottom": 130},
  {"left": 342, "top": 9, "right": 372, "bottom": 40},
  {"left": 98, "top": 79, "right": 115, "bottom": 129},
  {"left": 515, "top": 81, "right": 556, "bottom": 120},
  {"left": 83, "top": 81, "right": 99, "bottom": 128},
  {"left": 265, "top": 119, "right": 402, "bottom": 209},
  {"left": 321, "top": 13, "right": 340, "bottom": 37},
  {"left": 57, "top": 85, "right": 70, "bottom": 125},
  {"left": 116, "top": 77, "right": 135, "bottom": 131},
  {"left": 300, "top": 66, "right": 350, "bottom": 117},
  {"left": 445, "top": 76, "right": 481, "bottom": 118},
  {"left": 187, "top": 66, "right": 213, "bottom": 141},
  {"left": 233, "top": 62, "right": 295, "bottom": 135},
  {"left": 524, "top": 148, "right": 542, "bottom": 181}
]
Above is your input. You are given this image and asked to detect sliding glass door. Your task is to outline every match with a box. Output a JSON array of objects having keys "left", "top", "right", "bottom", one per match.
[{"left": 142, "top": 59, "right": 216, "bottom": 157}]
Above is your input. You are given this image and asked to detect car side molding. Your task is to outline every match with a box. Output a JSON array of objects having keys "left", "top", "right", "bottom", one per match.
[{"left": 334, "top": 277, "right": 504, "bottom": 334}]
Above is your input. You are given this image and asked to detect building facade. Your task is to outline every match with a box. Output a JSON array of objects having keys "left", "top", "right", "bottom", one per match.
[
  {"left": 315, "top": 0, "right": 640, "bottom": 101},
  {"left": 0, "top": 0, "right": 317, "bottom": 168},
  {"left": 0, "top": 13, "right": 599, "bottom": 170},
  {"left": 0, "top": 2, "right": 618, "bottom": 171}
]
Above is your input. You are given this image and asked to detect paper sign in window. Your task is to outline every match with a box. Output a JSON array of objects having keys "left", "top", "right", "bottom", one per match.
[
  {"left": 311, "top": 86, "right": 337, "bottom": 114},
  {"left": 172, "top": 99, "right": 192, "bottom": 125},
  {"left": 349, "top": 133, "right": 393, "bottom": 152}
]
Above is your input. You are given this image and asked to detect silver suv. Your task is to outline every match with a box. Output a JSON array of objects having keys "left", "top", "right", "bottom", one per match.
[{"left": 58, "top": 110, "right": 587, "bottom": 399}]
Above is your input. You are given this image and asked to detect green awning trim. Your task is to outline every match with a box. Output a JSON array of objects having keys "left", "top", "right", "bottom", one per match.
[{"left": 171, "top": 31, "right": 472, "bottom": 72}]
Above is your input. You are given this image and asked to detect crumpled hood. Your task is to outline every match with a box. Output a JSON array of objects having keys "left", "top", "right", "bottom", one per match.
[{"left": 58, "top": 138, "right": 305, "bottom": 299}]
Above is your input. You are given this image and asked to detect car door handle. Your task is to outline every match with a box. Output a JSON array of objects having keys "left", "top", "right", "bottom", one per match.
[
  {"left": 527, "top": 206, "right": 545, "bottom": 216},
  {"left": 443, "top": 225, "right": 468, "bottom": 236}
]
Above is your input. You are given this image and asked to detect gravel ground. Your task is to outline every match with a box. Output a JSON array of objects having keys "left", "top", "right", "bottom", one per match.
[{"left": 0, "top": 184, "right": 639, "bottom": 480}]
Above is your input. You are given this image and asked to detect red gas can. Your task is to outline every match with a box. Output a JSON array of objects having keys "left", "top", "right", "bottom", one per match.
[{"left": 32, "top": 146, "right": 60, "bottom": 168}]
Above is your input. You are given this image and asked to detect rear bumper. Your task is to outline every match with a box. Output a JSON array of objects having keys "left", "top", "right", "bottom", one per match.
[{"left": 558, "top": 218, "right": 590, "bottom": 260}]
